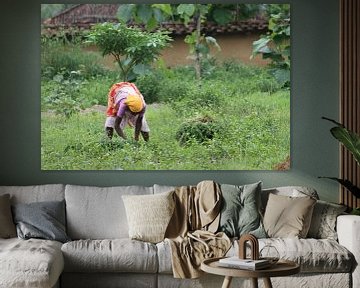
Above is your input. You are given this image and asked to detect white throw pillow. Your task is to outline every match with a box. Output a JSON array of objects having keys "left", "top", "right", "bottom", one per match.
[{"left": 122, "top": 191, "right": 175, "bottom": 243}]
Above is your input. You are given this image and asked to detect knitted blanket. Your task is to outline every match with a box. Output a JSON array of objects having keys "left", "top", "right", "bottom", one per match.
[{"left": 165, "top": 180, "right": 231, "bottom": 278}]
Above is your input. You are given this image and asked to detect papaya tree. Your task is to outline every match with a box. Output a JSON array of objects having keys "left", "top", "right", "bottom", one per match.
[
  {"left": 86, "top": 22, "right": 172, "bottom": 81},
  {"left": 252, "top": 4, "right": 290, "bottom": 87}
]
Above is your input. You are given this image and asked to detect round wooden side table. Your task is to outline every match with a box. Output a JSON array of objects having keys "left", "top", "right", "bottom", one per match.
[{"left": 201, "top": 257, "right": 300, "bottom": 288}]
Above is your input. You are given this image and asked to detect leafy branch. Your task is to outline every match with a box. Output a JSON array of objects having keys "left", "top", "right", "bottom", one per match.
[{"left": 320, "top": 117, "right": 360, "bottom": 199}]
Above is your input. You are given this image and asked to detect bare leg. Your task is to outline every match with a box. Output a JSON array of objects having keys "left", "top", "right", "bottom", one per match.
[
  {"left": 141, "top": 131, "right": 149, "bottom": 142},
  {"left": 222, "top": 276, "right": 232, "bottom": 288},
  {"left": 105, "top": 127, "right": 114, "bottom": 139}
]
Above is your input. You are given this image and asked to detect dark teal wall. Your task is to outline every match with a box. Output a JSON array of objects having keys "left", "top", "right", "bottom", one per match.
[{"left": 0, "top": 0, "right": 340, "bottom": 202}]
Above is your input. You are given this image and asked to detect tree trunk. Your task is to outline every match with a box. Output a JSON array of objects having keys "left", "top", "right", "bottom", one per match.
[{"left": 194, "top": 9, "right": 202, "bottom": 82}]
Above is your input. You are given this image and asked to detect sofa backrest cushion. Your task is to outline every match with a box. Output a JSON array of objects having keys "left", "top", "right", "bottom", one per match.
[
  {"left": 0, "top": 184, "right": 65, "bottom": 204},
  {"left": 263, "top": 193, "right": 316, "bottom": 238},
  {"left": 65, "top": 184, "right": 154, "bottom": 239},
  {"left": 261, "top": 186, "right": 319, "bottom": 213},
  {"left": 153, "top": 184, "right": 176, "bottom": 194},
  {"left": 307, "top": 200, "right": 347, "bottom": 240}
]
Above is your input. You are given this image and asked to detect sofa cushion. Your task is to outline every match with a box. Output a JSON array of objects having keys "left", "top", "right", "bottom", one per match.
[
  {"left": 0, "top": 238, "right": 64, "bottom": 288},
  {"left": 0, "top": 184, "right": 65, "bottom": 204},
  {"left": 12, "top": 200, "right": 70, "bottom": 243},
  {"left": 223, "top": 238, "right": 354, "bottom": 274},
  {"left": 156, "top": 240, "right": 173, "bottom": 274},
  {"left": 157, "top": 237, "right": 353, "bottom": 274},
  {"left": 307, "top": 200, "right": 347, "bottom": 240},
  {"left": 261, "top": 186, "right": 319, "bottom": 213},
  {"left": 218, "top": 182, "right": 266, "bottom": 238},
  {"left": 122, "top": 191, "right": 175, "bottom": 243},
  {"left": 263, "top": 193, "right": 316, "bottom": 238},
  {"left": 65, "top": 185, "right": 153, "bottom": 239},
  {"left": 0, "top": 194, "right": 16, "bottom": 238},
  {"left": 153, "top": 184, "right": 176, "bottom": 194},
  {"left": 61, "top": 273, "right": 157, "bottom": 288},
  {"left": 61, "top": 239, "right": 158, "bottom": 273}
]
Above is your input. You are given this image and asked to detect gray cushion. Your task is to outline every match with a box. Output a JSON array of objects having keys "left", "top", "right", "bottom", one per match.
[
  {"left": 65, "top": 185, "right": 154, "bottom": 239},
  {"left": 61, "top": 239, "right": 158, "bottom": 273},
  {"left": 0, "top": 238, "right": 64, "bottom": 288},
  {"left": 12, "top": 200, "right": 70, "bottom": 243},
  {"left": 0, "top": 194, "right": 16, "bottom": 238},
  {"left": 218, "top": 182, "right": 266, "bottom": 238},
  {"left": 307, "top": 200, "right": 347, "bottom": 240}
]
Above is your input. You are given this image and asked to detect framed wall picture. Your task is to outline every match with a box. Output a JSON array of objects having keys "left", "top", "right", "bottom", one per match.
[{"left": 41, "top": 3, "right": 290, "bottom": 170}]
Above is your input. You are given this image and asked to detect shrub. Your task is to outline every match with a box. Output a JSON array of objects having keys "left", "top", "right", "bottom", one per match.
[
  {"left": 175, "top": 115, "right": 221, "bottom": 145},
  {"left": 79, "top": 73, "right": 118, "bottom": 107},
  {"left": 135, "top": 71, "right": 163, "bottom": 104},
  {"left": 41, "top": 38, "right": 107, "bottom": 79},
  {"left": 158, "top": 78, "right": 196, "bottom": 103},
  {"left": 221, "top": 59, "right": 259, "bottom": 78},
  {"left": 42, "top": 69, "right": 85, "bottom": 117}
]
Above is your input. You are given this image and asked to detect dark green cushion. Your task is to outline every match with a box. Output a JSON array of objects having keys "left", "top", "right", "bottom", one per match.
[
  {"left": 218, "top": 182, "right": 266, "bottom": 238},
  {"left": 12, "top": 200, "right": 70, "bottom": 243}
]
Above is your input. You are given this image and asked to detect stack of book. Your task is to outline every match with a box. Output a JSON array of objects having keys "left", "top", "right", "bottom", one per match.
[{"left": 218, "top": 257, "right": 271, "bottom": 270}]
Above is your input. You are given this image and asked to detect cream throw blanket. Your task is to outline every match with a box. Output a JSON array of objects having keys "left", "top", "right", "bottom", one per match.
[{"left": 165, "top": 181, "right": 231, "bottom": 278}]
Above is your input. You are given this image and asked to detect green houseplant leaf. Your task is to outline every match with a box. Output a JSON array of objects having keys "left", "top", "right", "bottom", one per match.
[
  {"left": 318, "top": 177, "right": 360, "bottom": 199},
  {"left": 320, "top": 117, "right": 360, "bottom": 200},
  {"left": 323, "top": 117, "right": 360, "bottom": 165}
]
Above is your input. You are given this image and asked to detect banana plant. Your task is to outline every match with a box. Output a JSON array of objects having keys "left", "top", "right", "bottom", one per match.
[{"left": 319, "top": 117, "right": 360, "bottom": 199}]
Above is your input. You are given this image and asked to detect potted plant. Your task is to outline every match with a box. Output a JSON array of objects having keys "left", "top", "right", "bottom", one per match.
[{"left": 320, "top": 117, "right": 360, "bottom": 215}]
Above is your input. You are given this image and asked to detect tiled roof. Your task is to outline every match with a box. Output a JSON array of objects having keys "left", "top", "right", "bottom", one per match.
[
  {"left": 42, "top": 4, "right": 268, "bottom": 35},
  {"left": 160, "top": 19, "right": 268, "bottom": 35}
]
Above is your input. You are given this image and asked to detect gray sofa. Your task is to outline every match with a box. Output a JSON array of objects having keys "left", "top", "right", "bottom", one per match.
[{"left": 0, "top": 183, "right": 359, "bottom": 288}]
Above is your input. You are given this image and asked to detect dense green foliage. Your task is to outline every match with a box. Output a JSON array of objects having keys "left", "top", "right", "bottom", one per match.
[
  {"left": 86, "top": 22, "right": 172, "bottom": 81},
  {"left": 41, "top": 36, "right": 108, "bottom": 80},
  {"left": 252, "top": 4, "right": 290, "bottom": 87},
  {"left": 116, "top": 4, "right": 258, "bottom": 81},
  {"left": 41, "top": 58, "right": 290, "bottom": 170},
  {"left": 41, "top": 40, "right": 116, "bottom": 117}
]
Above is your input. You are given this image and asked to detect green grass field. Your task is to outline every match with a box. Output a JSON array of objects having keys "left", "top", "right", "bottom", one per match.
[{"left": 41, "top": 64, "right": 290, "bottom": 170}]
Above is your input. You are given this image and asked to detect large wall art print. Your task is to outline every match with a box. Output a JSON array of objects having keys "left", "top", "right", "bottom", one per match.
[{"left": 41, "top": 3, "right": 290, "bottom": 170}]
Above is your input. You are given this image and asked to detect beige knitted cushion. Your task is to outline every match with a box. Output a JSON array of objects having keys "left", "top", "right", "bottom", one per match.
[{"left": 122, "top": 191, "right": 175, "bottom": 243}]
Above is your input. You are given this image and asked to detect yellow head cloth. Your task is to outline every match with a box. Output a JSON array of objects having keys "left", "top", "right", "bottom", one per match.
[{"left": 124, "top": 94, "right": 144, "bottom": 113}]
